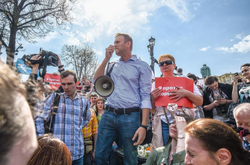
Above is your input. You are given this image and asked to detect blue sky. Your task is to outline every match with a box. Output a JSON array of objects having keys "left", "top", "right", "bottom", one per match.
[{"left": 1, "top": 0, "right": 250, "bottom": 78}]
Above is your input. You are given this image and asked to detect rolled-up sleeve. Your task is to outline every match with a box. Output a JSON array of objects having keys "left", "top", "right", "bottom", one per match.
[{"left": 139, "top": 63, "right": 152, "bottom": 109}]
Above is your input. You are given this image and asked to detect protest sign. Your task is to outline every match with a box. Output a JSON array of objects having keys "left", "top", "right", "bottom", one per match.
[
  {"left": 16, "top": 58, "right": 32, "bottom": 75},
  {"left": 155, "top": 77, "right": 194, "bottom": 108},
  {"left": 44, "top": 73, "right": 61, "bottom": 89}
]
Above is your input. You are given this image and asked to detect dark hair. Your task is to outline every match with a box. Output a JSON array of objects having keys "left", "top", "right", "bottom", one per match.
[
  {"left": 177, "top": 68, "right": 183, "bottom": 73},
  {"left": 185, "top": 119, "right": 249, "bottom": 165},
  {"left": 187, "top": 74, "right": 197, "bottom": 84},
  {"left": 0, "top": 62, "right": 27, "bottom": 164},
  {"left": 28, "top": 134, "right": 72, "bottom": 165},
  {"left": 241, "top": 63, "right": 250, "bottom": 69},
  {"left": 60, "top": 70, "right": 77, "bottom": 83},
  {"left": 115, "top": 33, "right": 133, "bottom": 51},
  {"left": 204, "top": 76, "right": 218, "bottom": 85}
]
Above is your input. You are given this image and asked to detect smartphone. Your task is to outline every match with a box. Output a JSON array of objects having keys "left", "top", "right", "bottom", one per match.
[{"left": 215, "top": 96, "right": 222, "bottom": 100}]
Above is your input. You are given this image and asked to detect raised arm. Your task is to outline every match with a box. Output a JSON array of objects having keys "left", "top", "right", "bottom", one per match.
[
  {"left": 232, "top": 77, "right": 239, "bottom": 103},
  {"left": 94, "top": 45, "right": 115, "bottom": 80}
]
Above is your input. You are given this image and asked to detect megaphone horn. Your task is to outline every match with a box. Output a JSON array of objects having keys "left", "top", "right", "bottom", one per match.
[{"left": 94, "top": 75, "right": 114, "bottom": 97}]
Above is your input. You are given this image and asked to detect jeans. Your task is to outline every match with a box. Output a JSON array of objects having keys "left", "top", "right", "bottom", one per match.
[
  {"left": 161, "top": 120, "right": 169, "bottom": 146},
  {"left": 72, "top": 156, "right": 83, "bottom": 165},
  {"left": 95, "top": 110, "right": 140, "bottom": 165},
  {"left": 84, "top": 153, "right": 92, "bottom": 165}
]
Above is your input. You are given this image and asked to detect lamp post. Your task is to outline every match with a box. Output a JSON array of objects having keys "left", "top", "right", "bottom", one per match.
[{"left": 147, "top": 36, "right": 158, "bottom": 73}]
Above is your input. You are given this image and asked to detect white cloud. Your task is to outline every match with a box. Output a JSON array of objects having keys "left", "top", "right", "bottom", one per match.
[
  {"left": 163, "top": 0, "right": 195, "bottom": 22},
  {"left": 34, "top": 31, "right": 59, "bottom": 43},
  {"left": 215, "top": 35, "right": 250, "bottom": 53},
  {"left": 193, "top": 3, "right": 200, "bottom": 10},
  {"left": 93, "top": 49, "right": 104, "bottom": 56},
  {"left": 62, "top": 0, "right": 194, "bottom": 44},
  {"left": 199, "top": 46, "right": 210, "bottom": 51},
  {"left": 236, "top": 34, "right": 243, "bottom": 40}
]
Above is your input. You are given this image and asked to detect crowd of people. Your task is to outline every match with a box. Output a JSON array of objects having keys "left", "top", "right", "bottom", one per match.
[{"left": 0, "top": 32, "right": 250, "bottom": 165}]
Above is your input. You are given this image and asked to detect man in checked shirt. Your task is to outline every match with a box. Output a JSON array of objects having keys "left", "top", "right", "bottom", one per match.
[{"left": 35, "top": 70, "right": 91, "bottom": 165}]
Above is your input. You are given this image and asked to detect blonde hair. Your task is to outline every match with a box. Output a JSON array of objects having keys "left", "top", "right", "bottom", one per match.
[{"left": 158, "top": 54, "right": 175, "bottom": 64}]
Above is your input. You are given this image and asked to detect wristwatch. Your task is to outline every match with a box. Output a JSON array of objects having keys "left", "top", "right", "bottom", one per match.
[{"left": 178, "top": 133, "right": 185, "bottom": 139}]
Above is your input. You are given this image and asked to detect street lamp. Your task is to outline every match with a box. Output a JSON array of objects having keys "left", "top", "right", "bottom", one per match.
[{"left": 147, "top": 36, "right": 157, "bottom": 73}]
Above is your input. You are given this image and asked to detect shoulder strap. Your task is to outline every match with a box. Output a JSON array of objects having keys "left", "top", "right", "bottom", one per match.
[
  {"left": 83, "top": 99, "right": 89, "bottom": 120},
  {"left": 48, "top": 92, "right": 60, "bottom": 134},
  {"left": 162, "top": 107, "right": 170, "bottom": 125},
  {"left": 107, "top": 62, "right": 116, "bottom": 77}
]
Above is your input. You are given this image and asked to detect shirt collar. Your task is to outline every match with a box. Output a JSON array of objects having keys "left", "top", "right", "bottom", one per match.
[
  {"left": 63, "top": 92, "right": 81, "bottom": 100},
  {"left": 119, "top": 55, "right": 137, "bottom": 62}
]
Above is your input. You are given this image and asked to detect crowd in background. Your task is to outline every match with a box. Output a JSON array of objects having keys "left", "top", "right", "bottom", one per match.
[{"left": 0, "top": 32, "right": 250, "bottom": 165}]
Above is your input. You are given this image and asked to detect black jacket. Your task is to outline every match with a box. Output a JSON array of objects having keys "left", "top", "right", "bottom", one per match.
[{"left": 202, "top": 83, "right": 233, "bottom": 118}]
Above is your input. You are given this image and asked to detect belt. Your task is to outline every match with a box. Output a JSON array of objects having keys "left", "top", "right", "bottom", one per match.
[{"left": 106, "top": 105, "right": 140, "bottom": 114}]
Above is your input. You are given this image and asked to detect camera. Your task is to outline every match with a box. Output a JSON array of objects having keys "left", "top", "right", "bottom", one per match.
[{"left": 22, "top": 48, "right": 58, "bottom": 69}]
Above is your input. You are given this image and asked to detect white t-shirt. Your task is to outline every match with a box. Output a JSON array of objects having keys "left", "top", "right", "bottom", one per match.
[{"left": 152, "top": 77, "right": 202, "bottom": 124}]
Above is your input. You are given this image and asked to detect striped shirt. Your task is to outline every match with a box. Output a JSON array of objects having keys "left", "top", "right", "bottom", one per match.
[{"left": 35, "top": 92, "right": 91, "bottom": 161}]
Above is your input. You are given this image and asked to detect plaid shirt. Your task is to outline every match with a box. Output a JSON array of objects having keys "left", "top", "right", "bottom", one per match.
[
  {"left": 35, "top": 92, "right": 91, "bottom": 161},
  {"left": 82, "top": 108, "right": 98, "bottom": 139}
]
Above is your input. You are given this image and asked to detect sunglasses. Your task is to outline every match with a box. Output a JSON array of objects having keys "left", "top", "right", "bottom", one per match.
[{"left": 159, "top": 60, "right": 174, "bottom": 67}]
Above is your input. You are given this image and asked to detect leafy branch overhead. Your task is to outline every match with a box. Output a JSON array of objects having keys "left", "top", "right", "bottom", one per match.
[{"left": 0, "top": 0, "right": 76, "bottom": 66}]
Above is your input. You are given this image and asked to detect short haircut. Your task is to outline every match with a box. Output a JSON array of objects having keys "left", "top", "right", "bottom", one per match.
[
  {"left": 158, "top": 54, "right": 175, "bottom": 64},
  {"left": 28, "top": 134, "right": 71, "bottom": 165},
  {"left": 60, "top": 70, "right": 77, "bottom": 83},
  {"left": 204, "top": 76, "right": 218, "bottom": 85},
  {"left": 187, "top": 74, "right": 197, "bottom": 82},
  {"left": 241, "top": 63, "right": 250, "bottom": 69},
  {"left": 115, "top": 33, "right": 133, "bottom": 51},
  {"left": 233, "top": 103, "right": 250, "bottom": 118},
  {"left": 177, "top": 68, "right": 183, "bottom": 73},
  {"left": 0, "top": 62, "right": 27, "bottom": 164}
]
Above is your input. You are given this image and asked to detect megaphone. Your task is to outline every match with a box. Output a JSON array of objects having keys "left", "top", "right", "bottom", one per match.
[{"left": 94, "top": 75, "right": 114, "bottom": 97}]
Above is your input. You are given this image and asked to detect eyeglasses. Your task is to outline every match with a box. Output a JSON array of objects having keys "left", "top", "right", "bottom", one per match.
[{"left": 159, "top": 60, "right": 174, "bottom": 67}]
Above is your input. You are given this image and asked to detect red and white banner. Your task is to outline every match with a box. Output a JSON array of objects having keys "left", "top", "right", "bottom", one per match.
[
  {"left": 44, "top": 73, "right": 61, "bottom": 90},
  {"left": 155, "top": 77, "right": 194, "bottom": 108}
]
